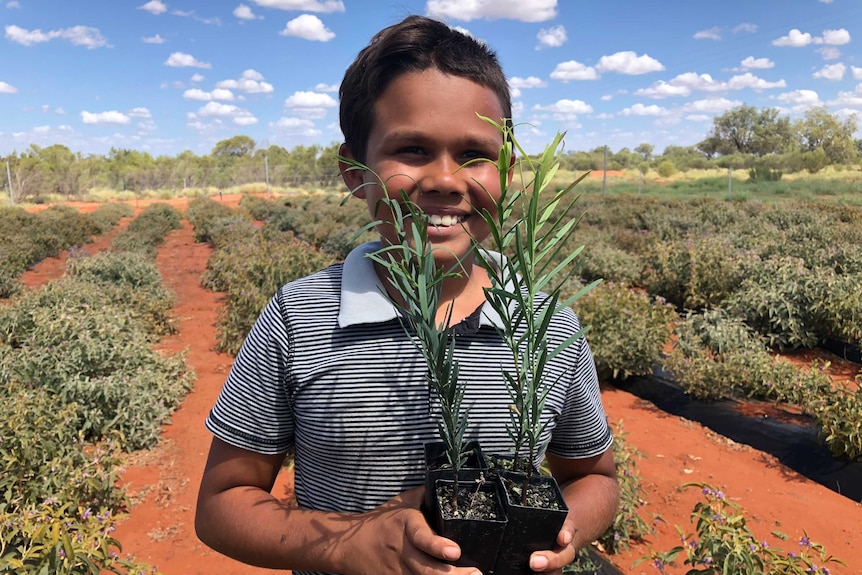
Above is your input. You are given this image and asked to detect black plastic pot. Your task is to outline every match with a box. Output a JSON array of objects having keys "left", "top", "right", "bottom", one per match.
[
  {"left": 423, "top": 440, "right": 487, "bottom": 514},
  {"left": 428, "top": 474, "right": 508, "bottom": 572},
  {"left": 493, "top": 471, "right": 569, "bottom": 575}
]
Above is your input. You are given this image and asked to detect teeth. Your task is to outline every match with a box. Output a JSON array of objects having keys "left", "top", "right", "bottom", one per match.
[{"left": 428, "top": 214, "right": 466, "bottom": 227}]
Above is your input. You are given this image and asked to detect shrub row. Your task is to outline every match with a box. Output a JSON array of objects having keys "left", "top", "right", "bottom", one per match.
[
  {"left": 663, "top": 309, "right": 862, "bottom": 460},
  {"left": 0, "top": 203, "right": 131, "bottom": 298},
  {"left": 110, "top": 203, "right": 182, "bottom": 256},
  {"left": 187, "top": 197, "right": 336, "bottom": 355},
  {"left": 0, "top": 207, "right": 190, "bottom": 574}
]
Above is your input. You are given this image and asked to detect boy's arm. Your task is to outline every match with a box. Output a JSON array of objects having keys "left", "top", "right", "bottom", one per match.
[
  {"left": 528, "top": 449, "right": 620, "bottom": 574},
  {"left": 195, "top": 438, "right": 479, "bottom": 575}
]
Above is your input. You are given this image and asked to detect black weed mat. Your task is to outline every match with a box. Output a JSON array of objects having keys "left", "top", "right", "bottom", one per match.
[
  {"left": 614, "top": 370, "right": 862, "bottom": 504},
  {"left": 566, "top": 547, "right": 626, "bottom": 575}
]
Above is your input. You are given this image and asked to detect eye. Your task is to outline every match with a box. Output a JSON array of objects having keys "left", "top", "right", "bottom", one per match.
[
  {"left": 398, "top": 146, "right": 426, "bottom": 156},
  {"left": 461, "top": 149, "right": 495, "bottom": 163}
]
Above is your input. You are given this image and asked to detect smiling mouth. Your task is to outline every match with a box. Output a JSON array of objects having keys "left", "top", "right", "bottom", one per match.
[{"left": 427, "top": 214, "right": 467, "bottom": 227}]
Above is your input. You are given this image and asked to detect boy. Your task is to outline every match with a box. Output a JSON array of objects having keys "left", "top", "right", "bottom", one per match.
[{"left": 195, "top": 15, "right": 619, "bottom": 575}]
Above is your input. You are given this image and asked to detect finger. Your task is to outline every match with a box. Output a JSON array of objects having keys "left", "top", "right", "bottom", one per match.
[{"left": 405, "top": 513, "right": 462, "bottom": 563}]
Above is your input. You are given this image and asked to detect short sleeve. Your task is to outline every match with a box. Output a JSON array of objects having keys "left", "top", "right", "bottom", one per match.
[
  {"left": 546, "top": 329, "right": 613, "bottom": 459},
  {"left": 205, "top": 292, "right": 295, "bottom": 455}
]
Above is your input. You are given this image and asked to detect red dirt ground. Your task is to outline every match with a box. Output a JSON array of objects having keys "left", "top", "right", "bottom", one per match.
[{"left": 19, "top": 195, "right": 862, "bottom": 575}]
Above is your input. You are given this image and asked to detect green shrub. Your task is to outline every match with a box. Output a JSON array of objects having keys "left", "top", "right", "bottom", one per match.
[
  {"left": 0, "top": 499, "right": 161, "bottom": 575},
  {"left": 111, "top": 203, "right": 182, "bottom": 257},
  {"left": 642, "top": 235, "right": 758, "bottom": 310},
  {"left": 185, "top": 196, "right": 239, "bottom": 244},
  {"left": 727, "top": 256, "right": 821, "bottom": 350},
  {"left": 204, "top": 229, "right": 336, "bottom": 355},
  {"left": 573, "top": 282, "right": 676, "bottom": 380},
  {"left": 813, "top": 272, "right": 862, "bottom": 343},
  {"left": 656, "top": 160, "right": 677, "bottom": 178},
  {"left": 576, "top": 242, "right": 644, "bottom": 285},
  {"left": 87, "top": 202, "right": 134, "bottom": 234},
  {"left": 640, "top": 483, "right": 844, "bottom": 575},
  {"left": 0, "top": 383, "right": 126, "bottom": 510}
]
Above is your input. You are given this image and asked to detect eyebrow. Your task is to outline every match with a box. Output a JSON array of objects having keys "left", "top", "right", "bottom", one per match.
[{"left": 382, "top": 129, "right": 501, "bottom": 150}]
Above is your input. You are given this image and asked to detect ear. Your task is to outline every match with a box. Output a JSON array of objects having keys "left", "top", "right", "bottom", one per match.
[{"left": 338, "top": 143, "right": 368, "bottom": 199}]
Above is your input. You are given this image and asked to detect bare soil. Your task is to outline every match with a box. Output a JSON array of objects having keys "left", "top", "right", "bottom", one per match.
[{"left": 19, "top": 195, "right": 862, "bottom": 575}]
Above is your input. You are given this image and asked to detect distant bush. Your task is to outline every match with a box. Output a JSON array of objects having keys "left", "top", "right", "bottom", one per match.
[
  {"left": 657, "top": 160, "right": 677, "bottom": 178},
  {"left": 573, "top": 282, "right": 676, "bottom": 381}
]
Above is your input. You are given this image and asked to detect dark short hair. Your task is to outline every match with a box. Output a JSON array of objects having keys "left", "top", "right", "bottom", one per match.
[{"left": 339, "top": 15, "right": 512, "bottom": 163}]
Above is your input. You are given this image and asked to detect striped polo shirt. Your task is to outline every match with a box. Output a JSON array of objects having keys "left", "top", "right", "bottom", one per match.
[{"left": 205, "top": 241, "right": 613, "bottom": 548}]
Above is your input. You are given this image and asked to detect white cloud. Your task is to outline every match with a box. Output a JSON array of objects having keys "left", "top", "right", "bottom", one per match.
[
  {"left": 279, "top": 14, "right": 335, "bottom": 41},
  {"left": 680, "top": 98, "right": 740, "bottom": 113},
  {"left": 829, "top": 85, "right": 862, "bottom": 109},
  {"left": 314, "top": 82, "right": 339, "bottom": 92},
  {"left": 5, "top": 24, "right": 110, "bottom": 48},
  {"left": 600, "top": 94, "right": 613, "bottom": 102},
  {"left": 128, "top": 107, "right": 152, "bottom": 118},
  {"left": 138, "top": 0, "right": 167, "bottom": 15},
  {"left": 252, "top": 0, "right": 344, "bottom": 12},
  {"left": 536, "top": 25, "right": 566, "bottom": 49},
  {"left": 216, "top": 69, "right": 274, "bottom": 93},
  {"left": 183, "top": 88, "right": 235, "bottom": 101},
  {"left": 686, "top": 114, "right": 711, "bottom": 122},
  {"left": 596, "top": 51, "right": 664, "bottom": 75},
  {"left": 142, "top": 34, "right": 165, "bottom": 44},
  {"left": 693, "top": 27, "right": 721, "bottom": 41},
  {"left": 0, "top": 81, "right": 18, "bottom": 93},
  {"left": 6, "top": 1, "right": 21, "bottom": 7},
  {"left": 772, "top": 29, "right": 813, "bottom": 47},
  {"left": 533, "top": 99, "right": 593, "bottom": 121},
  {"left": 426, "top": 0, "right": 558, "bottom": 22},
  {"left": 234, "top": 4, "right": 260, "bottom": 19},
  {"left": 192, "top": 101, "right": 257, "bottom": 125},
  {"left": 634, "top": 82, "right": 691, "bottom": 99},
  {"left": 817, "top": 46, "right": 842, "bottom": 60},
  {"left": 164, "top": 52, "right": 212, "bottom": 68},
  {"left": 81, "top": 111, "right": 131, "bottom": 125},
  {"left": 739, "top": 56, "right": 774, "bottom": 70},
  {"left": 813, "top": 63, "right": 845, "bottom": 81},
  {"left": 550, "top": 60, "right": 598, "bottom": 81},
  {"left": 777, "top": 89, "right": 823, "bottom": 112},
  {"left": 284, "top": 90, "right": 337, "bottom": 119},
  {"left": 270, "top": 116, "right": 316, "bottom": 130},
  {"left": 822, "top": 29, "right": 851, "bottom": 45},
  {"left": 509, "top": 76, "right": 546, "bottom": 89},
  {"left": 853, "top": 67, "right": 862, "bottom": 80},
  {"left": 772, "top": 28, "right": 850, "bottom": 48},
  {"left": 619, "top": 103, "right": 668, "bottom": 117},
  {"left": 191, "top": 73, "right": 205, "bottom": 82}
]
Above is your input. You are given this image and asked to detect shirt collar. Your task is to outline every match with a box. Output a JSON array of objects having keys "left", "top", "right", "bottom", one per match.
[{"left": 337, "top": 241, "right": 506, "bottom": 330}]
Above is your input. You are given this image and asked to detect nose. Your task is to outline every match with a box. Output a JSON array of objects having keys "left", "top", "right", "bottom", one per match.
[{"left": 416, "top": 154, "right": 467, "bottom": 196}]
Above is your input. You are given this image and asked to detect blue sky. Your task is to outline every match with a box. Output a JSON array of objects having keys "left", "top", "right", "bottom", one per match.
[{"left": 1, "top": 0, "right": 861, "bottom": 158}]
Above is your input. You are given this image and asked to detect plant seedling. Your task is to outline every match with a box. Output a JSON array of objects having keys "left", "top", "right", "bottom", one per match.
[{"left": 469, "top": 117, "right": 599, "bottom": 503}]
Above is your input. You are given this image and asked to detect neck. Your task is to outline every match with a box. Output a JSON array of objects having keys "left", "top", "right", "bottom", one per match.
[{"left": 374, "top": 257, "right": 490, "bottom": 328}]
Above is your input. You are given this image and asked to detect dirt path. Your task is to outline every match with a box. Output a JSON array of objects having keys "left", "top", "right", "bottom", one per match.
[
  {"left": 110, "top": 220, "right": 294, "bottom": 574},
  {"left": 15, "top": 197, "right": 862, "bottom": 575}
]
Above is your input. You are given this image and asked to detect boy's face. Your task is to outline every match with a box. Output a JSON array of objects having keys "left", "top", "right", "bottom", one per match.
[{"left": 340, "top": 68, "right": 510, "bottom": 271}]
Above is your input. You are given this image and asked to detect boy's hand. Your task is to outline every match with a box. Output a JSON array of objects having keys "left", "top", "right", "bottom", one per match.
[
  {"left": 347, "top": 486, "right": 481, "bottom": 575},
  {"left": 527, "top": 519, "right": 577, "bottom": 575}
]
